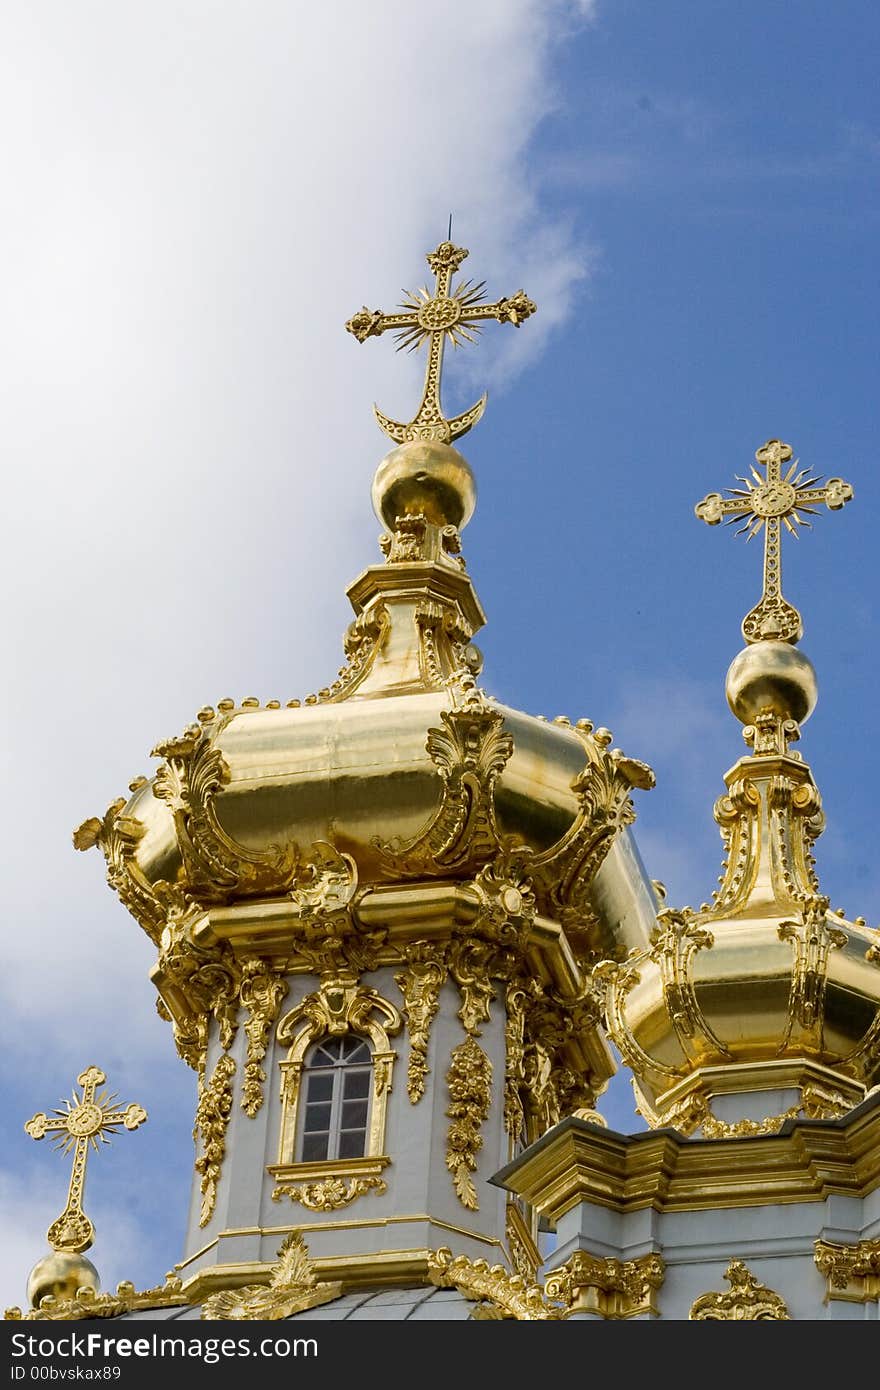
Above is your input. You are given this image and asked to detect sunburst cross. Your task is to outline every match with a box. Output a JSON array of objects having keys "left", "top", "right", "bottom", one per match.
[
  {"left": 345, "top": 240, "right": 536, "bottom": 444},
  {"left": 24, "top": 1066, "right": 147, "bottom": 1253},
  {"left": 695, "top": 438, "right": 853, "bottom": 643}
]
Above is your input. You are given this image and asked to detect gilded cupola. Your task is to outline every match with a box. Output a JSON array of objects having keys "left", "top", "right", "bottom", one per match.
[
  {"left": 599, "top": 438, "right": 880, "bottom": 1137},
  {"left": 64, "top": 240, "right": 658, "bottom": 1310}
]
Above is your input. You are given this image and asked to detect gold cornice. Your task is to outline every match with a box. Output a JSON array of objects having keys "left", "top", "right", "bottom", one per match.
[
  {"left": 814, "top": 1238, "right": 880, "bottom": 1302},
  {"left": 492, "top": 1094, "right": 880, "bottom": 1224},
  {"left": 172, "top": 1213, "right": 505, "bottom": 1275}
]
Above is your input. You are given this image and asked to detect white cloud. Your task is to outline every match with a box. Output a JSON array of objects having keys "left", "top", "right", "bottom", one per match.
[{"left": 0, "top": 0, "right": 597, "bottom": 1061}]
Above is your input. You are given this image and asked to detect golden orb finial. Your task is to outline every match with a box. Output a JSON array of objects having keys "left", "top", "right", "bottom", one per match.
[
  {"left": 27, "top": 1252, "right": 99, "bottom": 1310},
  {"left": 372, "top": 440, "right": 476, "bottom": 532}
]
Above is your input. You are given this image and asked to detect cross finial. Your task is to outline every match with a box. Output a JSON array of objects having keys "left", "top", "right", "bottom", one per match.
[
  {"left": 695, "top": 438, "right": 854, "bottom": 643},
  {"left": 345, "top": 241, "right": 536, "bottom": 444},
  {"left": 24, "top": 1066, "right": 147, "bottom": 1253}
]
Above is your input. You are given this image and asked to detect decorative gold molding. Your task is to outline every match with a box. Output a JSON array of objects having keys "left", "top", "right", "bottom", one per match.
[
  {"left": 201, "top": 1232, "right": 341, "bottom": 1321},
  {"left": 269, "top": 1156, "right": 390, "bottom": 1210},
  {"left": 689, "top": 1260, "right": 789, "bottom": 1320},
  {"left": 494, "top": 1096, "right": 880, "bottom": 1223},
  {"left": 5, "top": 1274, "right": 187, "bottom": 1323},
  {"left": 427, "top": 1247, "right": 559, "bottom": 1320},
  {"left": 814, "top": 1238, "right": 880, "bottom": 1302},
  {"left": 544, "top": 1250, "right": 665, "bottom": 1319},
  {"left": 194, "top": 1054, "right": 236, "bottom": 1227},
  {"left": 239, "top": 958, "right": 288, "bottom": 1117},
  {"left": 394, "top": 940, "right": 448, "bottom": 1102},
  {"left": 446, "top": 1036, "right": 493, "bottom": 1210}
]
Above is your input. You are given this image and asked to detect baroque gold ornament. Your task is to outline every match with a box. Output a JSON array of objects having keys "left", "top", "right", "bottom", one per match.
[
  {"left": 446, "top": 1036, "right": 493, "bottom": 1210},
  {"left": 193, "top": 1054, "right": 236, "bottom": 1227},
  {"left": 689, "top": 1260, "right": 789, "bottom": 1320},
  {"left": 24, "top": 1067, "right": 147, "bottom": 1255},
  {"left": 201, "top": 1232, "right": 341, "bottom": 1321},
  {"left": 394, "top": 941, "right": 448, "bottom": 1103},
  {"left": 544, "top": 1250, "right": 665, "bottom": 1319},
  {"left": 346, "top": 239, "right": 536, "bottom": 444}
]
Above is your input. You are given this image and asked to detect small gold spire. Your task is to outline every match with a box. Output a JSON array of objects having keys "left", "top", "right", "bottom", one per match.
[
  {"left": 695, "top": 437, "right": 853, "bottom": 643},
  {"left": 24, "top": 1066, "right": 147, "bottom": 1254},
  {"left": 346, "top": 240, "right": 536, "bottom": 444}
]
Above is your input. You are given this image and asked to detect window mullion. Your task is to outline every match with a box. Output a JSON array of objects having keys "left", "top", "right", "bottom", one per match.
[{"left": 328, "top": 1059, "right": 344, "bottom": 1161}]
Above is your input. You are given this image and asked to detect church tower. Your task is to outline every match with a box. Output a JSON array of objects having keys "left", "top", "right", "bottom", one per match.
[{"left": 12, "top": 240, "right": 658, "bottom": 1321}]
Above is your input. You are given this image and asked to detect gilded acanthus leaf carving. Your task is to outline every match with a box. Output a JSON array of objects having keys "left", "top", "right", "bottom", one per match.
[
  {"left": 446, "top": 1036, "right": 493, "bottom": 1210},
  {"left": 155, "top": 897, "right": 241, "bottom": 1074},
  {"left": 544, "top": 1250, "right": 665, "bottom": 1319},
  {"left": 376, "top": 681, "right": 513, "bottom": 875},
  {"left": 689, "top": 1260, "right": 789, "bottom": 1320},
  {"left": 193, "top": 1054, "right": 236, "bottom": 1227},
  {"left": 815, "top": 1238, "right": 880, "bottom": 1301},
  {"left": 394, "top": 941, "right": 448, "bottom": 1103},
  {"left": 271, "top": 1176, "right": 386, "bottom": 1210},
  {"left": 73, "top": 801, "right": 169, "bottom": 945},
  {"left": 240, "top": 958, "right": 289, "bottom": 1117},
  {"left": 778, "top": 894, "right": 846, "bottom": 1047},
  {"left": 284, "top": 844, "right": 386, "bottom": 977},
  {"left": 201, "top": 1232, "right": 342, "bottom": 1321},
  {"left": 648, "top": 908, "right": 729, "bottom": 1059},
  {"left": 152, "top": 724, "right": 298, "bottom": 899},
  {"left": 526, "top": 724, "right": 654, "bottom": 952}
]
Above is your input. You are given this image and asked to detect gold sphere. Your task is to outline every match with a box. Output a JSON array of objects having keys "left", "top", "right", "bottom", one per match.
[
  {"left": 27, "top": 1251, "right": 99, "bottom": 1309},
  {"left": 725, "top": 640, "right": 818, "bottom": 727},
  {"left": 371, "top": 441, "right": 476, "bottom": 531}
]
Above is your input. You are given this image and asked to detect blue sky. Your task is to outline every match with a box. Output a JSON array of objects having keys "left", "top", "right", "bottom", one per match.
[{"left": 1, "top": 1, "right": 877, "bottom": 1305}]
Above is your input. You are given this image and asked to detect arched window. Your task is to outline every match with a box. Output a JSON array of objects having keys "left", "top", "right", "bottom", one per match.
[{"left": 298, "top": 1036, "right": 372, "bottom": 1162}]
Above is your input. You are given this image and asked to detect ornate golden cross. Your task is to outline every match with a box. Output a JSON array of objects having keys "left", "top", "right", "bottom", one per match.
[
  {"left": 345, "top": 240, "right": 536, "bottom": 444},
  {"left": 25, "top": 1066, "right": 147, "bottom": 1253},
  {"left": 695, "top": 438, "right": 853, "bottom": 643}
]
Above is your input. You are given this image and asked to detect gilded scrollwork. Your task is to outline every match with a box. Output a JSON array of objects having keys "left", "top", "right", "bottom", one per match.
[
  {"left": 778, "top": 895, "right": 846, "bottom": 1047},
  {"left": 427, "top": 1247, "right": 559, "bottom": 1320},
  {"left": 73, "top": 801, "right": 168, "bottom": 945},
  {"left": 151, "top": 725, "right": 298, "bottom": 899},
  {"left": 648, "top": 908, "right": 728, "bottom": 1057},
  {"left": 202, "top": 1232, "right": 342, "bottom": 1321},
  {"left": 193, "top": 1054, "right": 236, "bottom": 1227},
  {"left": 394, "top": 941, "right": 448, "bottom": 1103},
  {"left": 689, "top": 1260, "right": 789, "bottom": 1320},
  {"left": 271, "top": 1175, "right": 386, "bottom": 1210},
  {"left": 445, "top": 1036, "right": 493, "bottom": 1210},
  {"left": 376, "top": 681, "right": 513, "bottom": 875},
  {"left": 526, "top": 724, "right": 654, "bottom": 951},
  {"left": 544, "top": 1250, "right": 665, "bottom": 1319},
  {"left": 240, "top": 958, "right": 289, "bottom": 1118}
]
